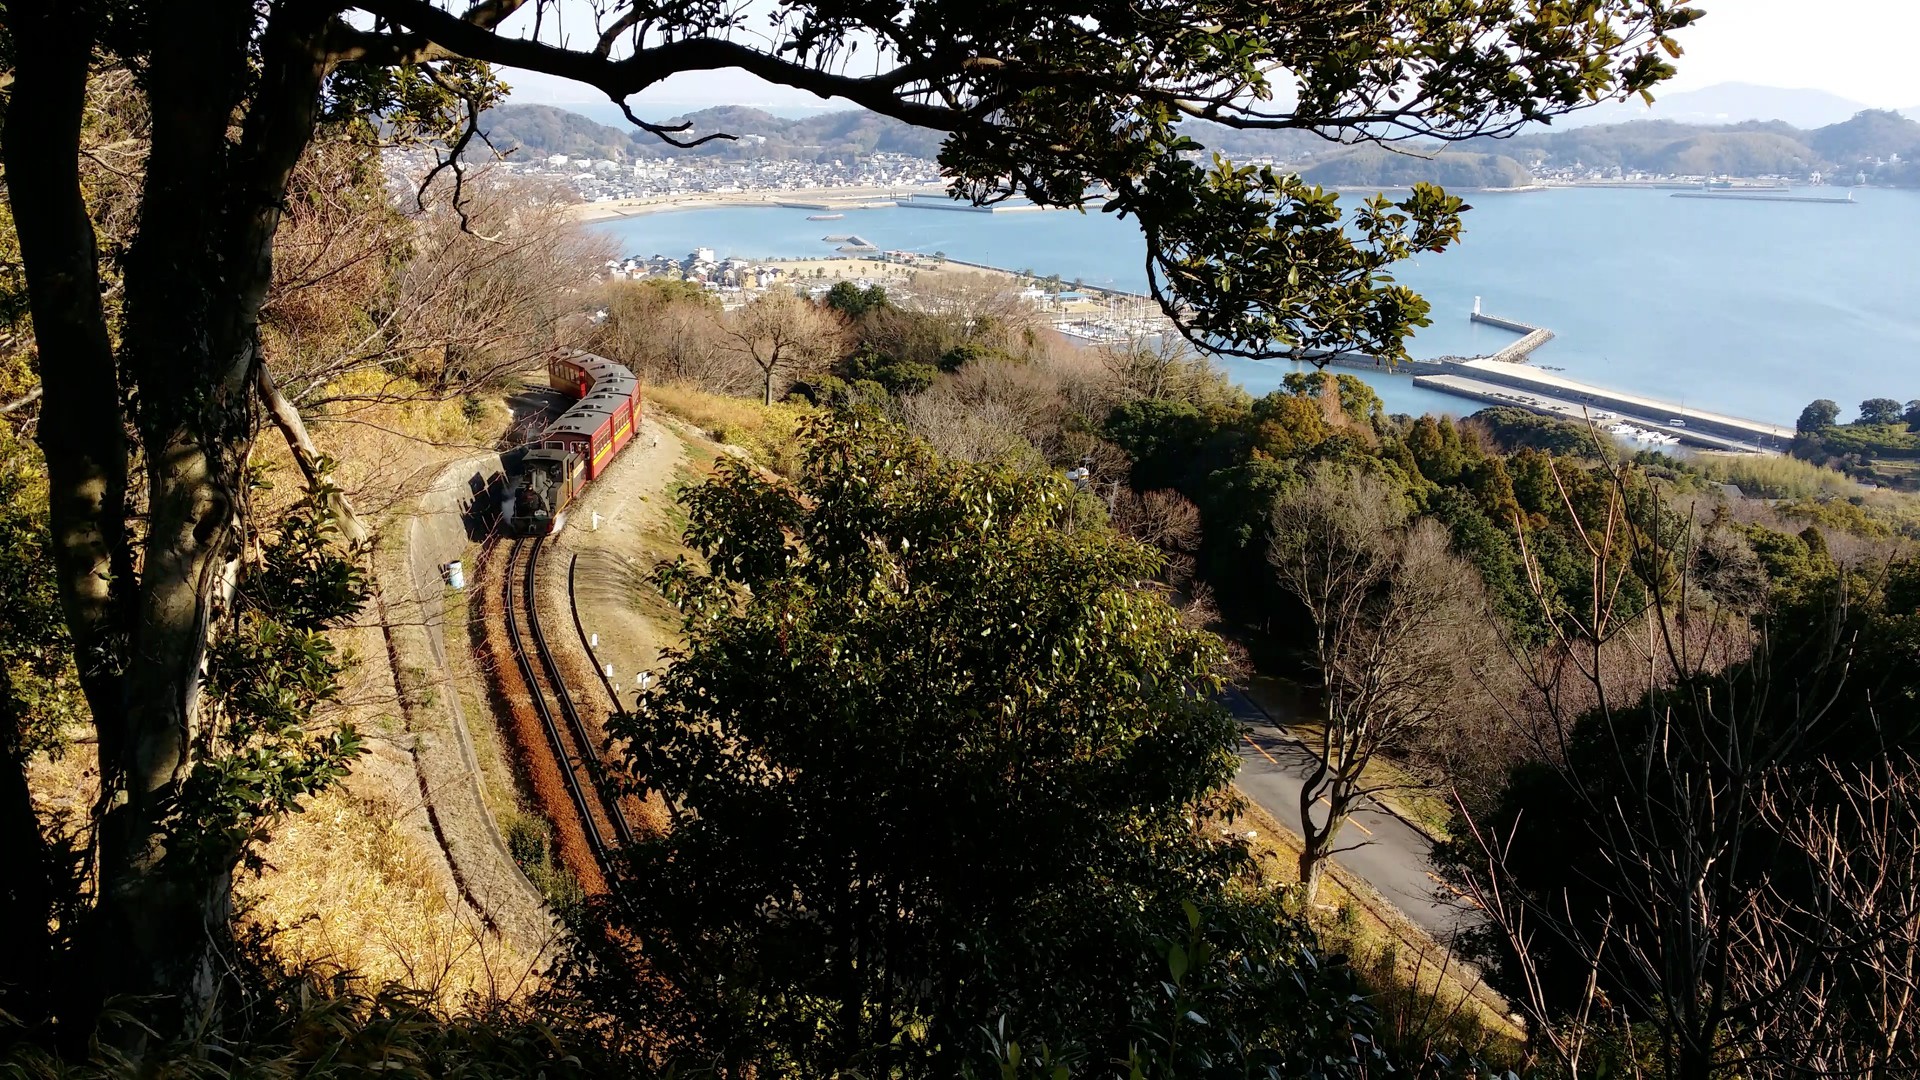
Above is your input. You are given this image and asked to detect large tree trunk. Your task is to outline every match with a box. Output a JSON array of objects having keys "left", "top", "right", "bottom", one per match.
[
  {"left": 1, "top": 2, "right": 138, "bottom": 1037},
  {"left": 0, "top": 681, "right": 60, "bottom": 1026},
  {"left": 1296, "top": 756, "right": 1334, "bottom": 904},
  {"left": 1297, "top": 814, "right": 1331, "bottom": 905},
  {"left": 0, "top": 0, "right": 337, "bottom": 1040},
  {"left": 2, "top": 2, "right": 133, "bottom": 736},
  {"left": 257, "top": 362, "right": 371, "bottom": 544},
  {"left": 89, "top": 2, "right": 330, "bottom": 1034}
]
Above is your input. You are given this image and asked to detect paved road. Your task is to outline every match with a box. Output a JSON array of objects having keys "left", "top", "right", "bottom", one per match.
[{"left": 1227, "top": 688, "right": 1471, "bottom": 939}]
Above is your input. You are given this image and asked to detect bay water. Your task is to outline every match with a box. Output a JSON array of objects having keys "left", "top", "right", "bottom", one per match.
[{"left": 588, "top": 187, "right": 1920, "bottom": 424}]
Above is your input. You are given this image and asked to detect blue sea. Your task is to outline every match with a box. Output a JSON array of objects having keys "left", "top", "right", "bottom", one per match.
[{"left": 588, "top": 187, "right": 1920, "bottom": 424}]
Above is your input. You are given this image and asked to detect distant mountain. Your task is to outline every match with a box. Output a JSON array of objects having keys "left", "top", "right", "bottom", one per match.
[
  {"left": 481, "top": 101, "right": 1328, "bottom": 165},
  {"left": 1178, "top": 121, "right": 1328, "bottom": 163},
  {"left": 1641, "top": 83, "right": 1874, "bottom": 129},
  {"left": 1452, "top": 110, "right": 1920, "bottom": 183},
  {"left": 1805, "top": 109, "right": 1920, "bottom": 163},
  {"left": 479, "top": 103, "right": 643, "bottom": 161},
  {"left": 483, "top": 100, "right": 1920, "bottom": 188},
  {"left": 1554, "top": 82, "right": 1877, "bottom": 130}
]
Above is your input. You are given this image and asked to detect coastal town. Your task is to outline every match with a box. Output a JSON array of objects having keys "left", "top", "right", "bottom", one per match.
[
  {"left": 606, "top": 245, "right": 1178, "bottom": 345},
  {"left": 383, "top": 145, "right": 951, "bottom": 204},
  {"left": 387, "top": 136, "right": 1881, "bottom": 212}
]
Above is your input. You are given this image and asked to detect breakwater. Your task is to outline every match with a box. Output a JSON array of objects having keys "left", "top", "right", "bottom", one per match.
[
  {"left": 1414, "top": 358, "right": 1792, "bottom": 452},
  {"left": 1470, "top": 298, "right": 1556, "bottom": 363},
  {"left": 1672, "top": 191, "right": 1856, "bottom": 204},
  {"left": 1300, "top": 304, "right": 1788, "bottom": 453}
]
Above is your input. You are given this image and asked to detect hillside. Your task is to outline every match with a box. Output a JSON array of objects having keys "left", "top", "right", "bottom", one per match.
[
  {"left": 480, "top": 102, "right": 645, "bottom": 160},
  {"left": 481, "top": 102, "right": 1332, "bottom": 165},
  {"left": 1456, "top": 109, "right": 1920, "bottom": 182},
  {"left": 477, "top": 102, "right": 946, "bottom": 163},
  {"left": 1301, "top": 147, "right": 1533, "bottom": 188},
  {"left": 1644, "top": 131, "right": 1822, "bottom": 176},
  {"left": 1806, "top": 109, "right": 1920, "bottom": 162},
  {"left": 483, "top": 100, "right": 1920, "bottom": 187}
]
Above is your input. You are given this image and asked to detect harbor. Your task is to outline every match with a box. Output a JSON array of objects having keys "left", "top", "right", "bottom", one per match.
[{"left": 1410, "top": 306, "right": 1790, "bottom": 452}]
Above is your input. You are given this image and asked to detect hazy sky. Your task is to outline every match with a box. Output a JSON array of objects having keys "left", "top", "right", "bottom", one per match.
[
  {"left": 502, "top": 0, "right": 1920, "bottom": 109},
  {"left": 1661, "top": 0, "right": 1920, "bottom": 105}
]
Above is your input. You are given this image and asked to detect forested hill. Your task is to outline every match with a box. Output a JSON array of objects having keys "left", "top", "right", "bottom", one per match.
[
  {"left": 1452, "top": 109, "right": 1920, "bottom": 181},
  {"left": 1301, "top": 148, "right": 1534, "bottom": 189},
  {"left": 478, "top": 102, "right": 1332, "bottom": 165},
  {"left": 481, "top": 101, "right": 1920, "bottom": 186},
  {"left": 477, "top": 103, "right": 948, "bottom": 162}
]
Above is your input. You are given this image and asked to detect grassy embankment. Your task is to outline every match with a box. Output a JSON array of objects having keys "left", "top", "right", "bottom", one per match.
[
  {"left": 1691, "top": 451, "right": 1920, "bottom": 537},
  {"left": 1232, "top": 796, "right": 1525, "bottom": 1059},
  {"left": 239, "top": 369, "right": 544, "bottom": 1002},
  {"left": 644, "top": 382, "right": 811, "bottom": 475}
]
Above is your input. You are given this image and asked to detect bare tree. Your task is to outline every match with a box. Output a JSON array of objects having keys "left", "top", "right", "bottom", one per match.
[
  {"left": 1098, "top": 334, "right": 1196, "bottom": 401},
  {"left": 718, "top": 290, "right": 849, "bottom": 406},
  {"left": 853, "top": 272, "right": 1037, "bottom": 367},
  {"left": 585, "top": 279, "right": 750, "bottom": 395},
  {"left": 1113, "top": 488, "right": 1200, "bottom": 551},
  {"left": 1268, "top": 463, "right": 1494, "bottom": 902},
  {"left": 255, "top": 153, "right": 606, "bottom": 536},
  {"left": 900, "top": 391, "right": 1041, "bottom": 468},
  {"left": 1451, "top": 458, "right": 1920, "bottom": 1080},
  {"left": 267, "top": 165, "right": 608, "bottom": 413}
]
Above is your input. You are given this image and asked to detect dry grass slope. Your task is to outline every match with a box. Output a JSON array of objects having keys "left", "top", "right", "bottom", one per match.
[
  {"left": 1229, "top": 796, "right": 1526, "bottom": 1059},
  {"left": 237, "top": 787, "right": 544, "bottom": 1004}
]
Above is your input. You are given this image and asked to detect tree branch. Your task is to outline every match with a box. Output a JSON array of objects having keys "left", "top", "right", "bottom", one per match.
[{"left": 350, "top": 0, "right": 970, "bottom": 132}]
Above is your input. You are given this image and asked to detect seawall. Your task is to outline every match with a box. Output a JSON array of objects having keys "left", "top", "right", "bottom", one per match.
[{"left": 1422, "top": 358, "right": 1792, "bottom": 451}]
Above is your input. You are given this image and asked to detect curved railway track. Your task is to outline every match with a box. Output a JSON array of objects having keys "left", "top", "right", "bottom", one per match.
[{"left": 501, "top": 536, "right": 634, "bottom": 876}]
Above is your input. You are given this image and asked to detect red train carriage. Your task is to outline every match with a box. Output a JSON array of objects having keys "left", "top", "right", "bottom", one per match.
[
  {"left": 511, "top": 350, "right": 645, "bottom": 534},
  {"left": 547, "top": 354, "right": 590, "bottom": 398}
]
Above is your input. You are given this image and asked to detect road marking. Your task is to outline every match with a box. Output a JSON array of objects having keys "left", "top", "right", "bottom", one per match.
[
  {"left": 1319, "top": 798, "right": 1373, "bottom": 836},
  {"left": 1244, "top": 733, "right": 1377, "bottom": 838},
  {"left": 1242, "top": 732, "right": 1280, "bottom": 765}
]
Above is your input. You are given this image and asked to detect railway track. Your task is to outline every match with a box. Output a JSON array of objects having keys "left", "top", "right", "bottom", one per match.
[{"left": 501, "top": 535, "right": 634, "bottom": 875}]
